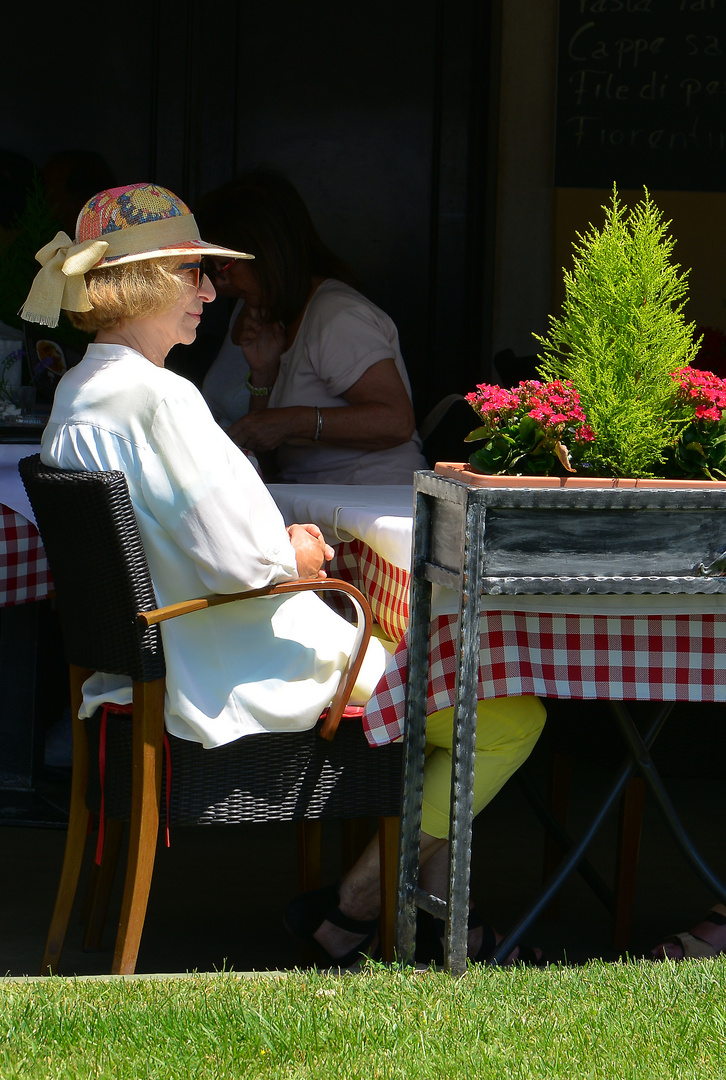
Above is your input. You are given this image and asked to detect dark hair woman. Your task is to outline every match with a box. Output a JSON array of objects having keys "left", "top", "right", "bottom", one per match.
[{"left": 195, "top": 171, "right": 428, "bottom": 484}]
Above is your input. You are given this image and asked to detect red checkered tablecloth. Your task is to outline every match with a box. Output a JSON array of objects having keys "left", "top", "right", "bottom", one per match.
[
  {"left": 362, "top": 610, "right": 726, "bottom": 746},
  {"left": 329, "top": 539, "right": 409, "bottom": 643},
  {"left": 0, "top": 502, "right": 53, "bottom": 608}
]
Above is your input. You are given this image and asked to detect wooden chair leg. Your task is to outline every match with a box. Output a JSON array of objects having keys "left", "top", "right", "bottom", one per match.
[
  {"left": 111, "top": 679, "right": 165, "bottom": 975},
  {"left": 613, "top": 776, "right": 645, "bottom": 953},
  {"left": 297, "top": 821, "right": 323, "bottom": 895},
  {"left": 42, "top": 665, "right": 93, "bottom": 975},
  {"left": 541, "top": 751, "right": 573, "bottom": 919},
  {"left": 378, "top": 815, "right": 400, "bottom": 963},
  {"left": 82, "top": 818, "right": 124, "bottom": 951},
  {"left": 42, "top": 791, "right": 90, "bottom": 973}
]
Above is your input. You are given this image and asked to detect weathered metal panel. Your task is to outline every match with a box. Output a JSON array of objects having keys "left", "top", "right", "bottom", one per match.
[{"left": 418, "top": 471, "right": 726, "bottom": 595}]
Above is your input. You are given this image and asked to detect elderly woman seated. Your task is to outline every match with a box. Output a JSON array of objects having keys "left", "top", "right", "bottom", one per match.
[{"left": 22, "top": 183, "right": 546, "bottom": 968}]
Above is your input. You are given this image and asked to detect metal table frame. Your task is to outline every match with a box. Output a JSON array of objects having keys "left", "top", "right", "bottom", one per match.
[{"left": 396, "top": 471, "right": 726, "bottom": 974}]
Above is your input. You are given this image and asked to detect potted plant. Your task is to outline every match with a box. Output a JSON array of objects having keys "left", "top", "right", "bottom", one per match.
[
  {"left": 430, "top": 186, "right": 726, "bottom": 586},
  {"left": 438, "top": 185, "right": 726, "bottom": 489}
]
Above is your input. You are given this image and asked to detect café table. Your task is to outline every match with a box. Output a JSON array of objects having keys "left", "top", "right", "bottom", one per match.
[
  {"left": 271, "top": 478, "right": 726, "bottom": 974},
  {"left": 0, "top": 443, "right": 56, "bottom": 824}
]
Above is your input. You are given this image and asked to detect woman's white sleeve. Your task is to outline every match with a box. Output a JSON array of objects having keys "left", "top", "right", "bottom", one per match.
[{"left": 142, "top": 391, "right": 298, "bottom": 593}]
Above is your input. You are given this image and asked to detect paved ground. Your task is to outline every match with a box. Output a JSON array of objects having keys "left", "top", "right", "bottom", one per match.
[{"left": 2, "top": 704, "right": 724, "bottom": 977}]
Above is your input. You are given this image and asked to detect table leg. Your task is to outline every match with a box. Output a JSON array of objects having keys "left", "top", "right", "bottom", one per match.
[
  {"left": 489, "top": 702, "right": 675, "bottom": 965},
  {"left": 610, "top": 701, "right": 726, "bottom": 903},
  {"left": 613, "top": 775, "right": 645, "bottom": 951},
  {"left": 444, "top": 499, "right": 486, "bottom": 975},
  {"left": 515, "top": 764, "right": 615, "bottom": 914},
  {"left": 396, "top": 491, "right": 433, "bottom": 966}
]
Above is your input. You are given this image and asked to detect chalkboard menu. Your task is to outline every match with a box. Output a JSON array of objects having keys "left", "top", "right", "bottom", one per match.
[{"left": 555, "top": 1, "right": 726, "bottom": 191}]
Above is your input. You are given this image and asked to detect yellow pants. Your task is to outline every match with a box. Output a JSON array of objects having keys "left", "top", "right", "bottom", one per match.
[
  {"left": 421, "top": 696, "right": 546, "bottom": 839},
  {"left": 369, "top": 625, "right": 546, "bottom": 840}
]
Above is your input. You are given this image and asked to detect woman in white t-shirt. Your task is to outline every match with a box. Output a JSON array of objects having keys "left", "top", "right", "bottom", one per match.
[{"left": 196, "top": 172, "right": 427, "bottom": 484}]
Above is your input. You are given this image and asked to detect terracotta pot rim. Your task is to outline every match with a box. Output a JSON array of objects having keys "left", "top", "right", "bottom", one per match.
[{"left": 433, "top": 462, "right": 726, "bottom": 490}]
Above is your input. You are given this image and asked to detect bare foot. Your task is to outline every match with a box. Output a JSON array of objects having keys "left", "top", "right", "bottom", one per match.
[{"left": 312, "top": 882, "right": 379, "bottom": 965}]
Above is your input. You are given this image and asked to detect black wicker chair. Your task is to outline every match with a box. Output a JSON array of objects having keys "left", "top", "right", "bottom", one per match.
[{"left": 19, "top": 454, "right": 402, "bottom": 975}]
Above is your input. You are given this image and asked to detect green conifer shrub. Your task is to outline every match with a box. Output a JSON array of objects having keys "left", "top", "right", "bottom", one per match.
[{"left": 536, "top": 185, "right": 700, "bottom": 478}]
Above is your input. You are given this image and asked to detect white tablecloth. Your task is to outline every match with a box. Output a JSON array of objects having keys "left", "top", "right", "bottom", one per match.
[
  {"left": 0, "top": 445, "right": 39, "bottom": 523},
  {"left": 268, "top": 484, "right": 415, "bottom": 571}
]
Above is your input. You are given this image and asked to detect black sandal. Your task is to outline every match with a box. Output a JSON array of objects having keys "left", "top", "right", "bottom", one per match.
[
  {"left": 284, "top": 883, "right": 379, "bottom": 969},
  {"left": 416, "top": 908, "right": 545, "bottom": 967},
  {"left": 651, "top": 903, "right": 726, "bottom": 960},
  {"left": 468, "top": 909, "right": 545, "bottom": 966}
]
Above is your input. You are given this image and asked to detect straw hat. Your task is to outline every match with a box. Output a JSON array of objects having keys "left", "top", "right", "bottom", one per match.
[{"left": 20, "top": 182, "right": 253, "bottom": 327}]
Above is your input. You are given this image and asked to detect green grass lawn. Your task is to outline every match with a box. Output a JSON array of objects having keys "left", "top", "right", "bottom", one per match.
[{"left": 2, "top": 960, "right": 725, "bottom": 1079}]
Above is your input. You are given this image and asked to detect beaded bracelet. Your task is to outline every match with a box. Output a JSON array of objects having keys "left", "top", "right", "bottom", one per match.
[{"left": 245, "top": 371, "right": 273, "bottom": 397}]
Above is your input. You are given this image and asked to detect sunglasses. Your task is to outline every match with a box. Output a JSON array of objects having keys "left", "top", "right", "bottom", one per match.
[
  {"left": 178, "top": 261, "right": 205, "bottom": 290},
  {"left": 178, "top": 257, "right": 239, "bottom": 289},
  {"left": 205, "top": 257, "right": 238, "bottom": 279}
]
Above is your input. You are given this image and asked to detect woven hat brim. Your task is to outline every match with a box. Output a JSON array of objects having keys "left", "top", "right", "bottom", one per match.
[{"left": 99, "top": 239, "right": 253, "bottom": 267}]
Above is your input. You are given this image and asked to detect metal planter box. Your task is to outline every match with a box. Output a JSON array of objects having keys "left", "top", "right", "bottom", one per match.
[{"left": 417, "top": 466, "right": 726, "bottom": 596}]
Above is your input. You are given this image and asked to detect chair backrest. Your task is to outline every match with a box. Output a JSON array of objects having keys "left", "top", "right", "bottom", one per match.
[
  {"left": 19, "top": 454, "right": 165, "bottom": 683},
  {"left": 420, "top": 394, "right": 477, "bottom": 468}
]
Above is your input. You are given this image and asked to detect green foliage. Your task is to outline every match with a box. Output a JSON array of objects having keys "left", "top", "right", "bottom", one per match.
[
  {"left": 464, "top": 380, "right": 595, "bottom": 477},
  {"left": 467, "top": 413, "right": 564, "bottom": 476},
  {"left": 665, "top": 417, "right": 726, "bottom": 480},
  {"left": 660, "top": 367, "right": 726, "bottom": 480},
  {"left": 536, "top": 185, "right": 700, "bottom": 478}
]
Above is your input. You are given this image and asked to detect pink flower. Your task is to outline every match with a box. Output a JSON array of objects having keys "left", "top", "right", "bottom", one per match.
[
  {"left": 467, "top": 378, "right": 595, "bottom": 443},
  {"left": 695, "top": 406, "right": 722, "bottom": 421},
  {"left": 672, "top": 366, "right": 726, "bottom": 421}
]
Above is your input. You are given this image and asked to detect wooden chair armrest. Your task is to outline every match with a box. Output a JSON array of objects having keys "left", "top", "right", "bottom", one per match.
[{"left": 136, "top": 578, "right": 372, "bottom": 741}]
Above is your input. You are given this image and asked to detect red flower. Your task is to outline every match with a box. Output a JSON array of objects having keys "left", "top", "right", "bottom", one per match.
[{"left": 671, "top": 366, "right": 726, "bottom": 420}]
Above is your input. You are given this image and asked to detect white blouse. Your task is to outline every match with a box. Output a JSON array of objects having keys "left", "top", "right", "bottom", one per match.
[{"left": 41, "top": 343, "right": 385, "bottom": 747}]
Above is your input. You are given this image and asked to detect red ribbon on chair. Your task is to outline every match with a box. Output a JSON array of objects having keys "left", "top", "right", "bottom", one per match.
[
  {"left": 94, "top": 703, "right": 172, "bottom": 864},
  {"left": 94, "top": 703, "right": 129, "bottom": 865}
]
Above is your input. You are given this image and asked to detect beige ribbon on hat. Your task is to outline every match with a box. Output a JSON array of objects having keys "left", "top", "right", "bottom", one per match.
[{"left": 19, "top": 232, "right": 110, "bottom": 328}]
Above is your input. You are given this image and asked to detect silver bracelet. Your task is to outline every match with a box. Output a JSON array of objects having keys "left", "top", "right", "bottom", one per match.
[{"left": 313, "top": 406, "right": 323, "bottom": 441}]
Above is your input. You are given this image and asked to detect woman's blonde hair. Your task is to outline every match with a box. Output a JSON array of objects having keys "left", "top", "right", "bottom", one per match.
[{"left": 67, "top": 257, "right": 190, "bottom": 332}]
